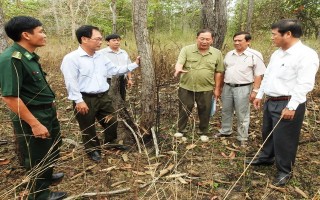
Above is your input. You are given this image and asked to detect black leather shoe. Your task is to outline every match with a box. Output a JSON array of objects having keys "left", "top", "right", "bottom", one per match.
[
  {"left": 48, "top": 191, "right": 67, "bottom": 200},
  {"left": 272, "top": 172, "right": 292, "bottom": 187},
  {"left": 51, "top": 172, "right": 64, "bottom": 185},
  {"left": 245, "top": 158, "right": 274, "bottom": 166},
  {"left": 88, "top": 151, "right": 101, "bottom": 162}
]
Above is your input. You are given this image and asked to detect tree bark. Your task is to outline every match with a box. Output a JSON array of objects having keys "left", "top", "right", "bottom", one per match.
[
  {"left": 0, "top": 3, "right": 8, "bottom": 53},
  {"left": 246, "top": 0, "right": 254, "bottom": 32},
  {"left": 110, "top": 0, "right": 117, "bottom": 33},
  {"left": 238, "top": 0, "right": 245, "bottom": 31},
  {"left": 200, "top": 0, "right": 227, "bottom": 50},
  {"left": 132, "top": 0, "right": 156, "bottom": 135}
]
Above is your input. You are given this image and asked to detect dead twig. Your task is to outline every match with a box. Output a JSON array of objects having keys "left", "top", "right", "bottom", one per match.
[{"left": 122, "top": 119, "right": 141, "bottom": 153}]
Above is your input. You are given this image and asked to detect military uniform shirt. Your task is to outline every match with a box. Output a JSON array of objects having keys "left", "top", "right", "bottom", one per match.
[
  {"left": 177, "top": 44, "right": 224, "bottom": 92},
  {"left": 0, "top": 43, "right": 55, "bottom": 105}
]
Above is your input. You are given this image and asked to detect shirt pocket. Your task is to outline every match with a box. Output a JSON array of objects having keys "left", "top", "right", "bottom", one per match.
[
  {"left": 31, "top": 71, "right": 43, "bottom": 82},
  {"left": 185, "top": 58, "right": 198, "bottom": 69}
]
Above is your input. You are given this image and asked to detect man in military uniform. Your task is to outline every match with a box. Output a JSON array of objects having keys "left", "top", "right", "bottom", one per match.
[{"left": 0, "top": 16, "right": 66, "bottom": 200}]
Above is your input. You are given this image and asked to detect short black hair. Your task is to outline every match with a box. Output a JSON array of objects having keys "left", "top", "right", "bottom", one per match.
[
  {"left": 5, "top": 16, "right": 42, "bottom": 42},
  {"left": 76, "top": 25, "right": 100, "bottom": 44},
  {"left": 271, "top": 19, "right": 302, "bottom": 38},
  {"left": 233, "top": 31, "right": 251, "bottom": 41},
  {"left": 197, "top": 29, "right": 214, "bottom": 38},
  {"left": 105, "top": 34, "right": 121, "bottom": 41}
]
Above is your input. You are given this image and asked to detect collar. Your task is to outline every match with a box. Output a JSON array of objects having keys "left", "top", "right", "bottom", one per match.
[
  {"left": 12, "top": 43, "right": 39, "bottom": 61},
  {"left": 105, "top": 46, "right": 124, "bottom": 54},
  {"left": 282, "top": 40, "right": 302, "bottom": 55},
  {"left": 232, "top": 47, "right": 251, "bottom": 56},
  {"left": 192, "top": 44, "right": 213, "bottom": 55},
  {"left": 77, "top": 46, "right": 100, "bottom": 58}
]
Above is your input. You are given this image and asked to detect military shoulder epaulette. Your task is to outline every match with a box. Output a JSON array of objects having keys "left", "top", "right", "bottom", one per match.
[{"left": 12, "top": 51, "right": 22, "bottom": 59}]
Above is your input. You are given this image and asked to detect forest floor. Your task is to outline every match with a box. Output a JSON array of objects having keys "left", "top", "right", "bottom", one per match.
[{"left": 0, "top": 68, "right": 320, "bottom": 200}]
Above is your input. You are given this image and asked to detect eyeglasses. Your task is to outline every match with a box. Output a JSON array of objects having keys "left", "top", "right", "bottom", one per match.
[{"left": 90, "top": 37, "right": 103, "bottom": 42}]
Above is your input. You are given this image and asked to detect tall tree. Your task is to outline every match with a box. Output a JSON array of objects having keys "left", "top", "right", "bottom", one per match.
[
  {"left": 110, "top": 0, "right": 117, "bottom": 33},
  {"left": 238, "top": 0, "right": 245, "bottom": 31},
  {"left": 132, "top": 0, "right": 156, "bottom": 137},
  {"left": 200, "top": 0, "right": 228, "bottom": 49},
  {"left": 0, "top": 2, "right": 8, "bottom": 52},
  {"left": 246, "top": 0, "right": 254, "bottom": 32}
]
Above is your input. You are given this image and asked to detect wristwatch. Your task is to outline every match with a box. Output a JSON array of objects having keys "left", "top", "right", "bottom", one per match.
[
  {"left": 252, "top": 89, "right": 259, "bottom": 93},
  {"left": 287, "top": 106, "right": 295, "bottom": 111}
]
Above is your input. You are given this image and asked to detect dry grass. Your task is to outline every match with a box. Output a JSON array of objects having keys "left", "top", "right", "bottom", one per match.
[{"left": 0, "top": 34, "right": 320, "bottom": 200}]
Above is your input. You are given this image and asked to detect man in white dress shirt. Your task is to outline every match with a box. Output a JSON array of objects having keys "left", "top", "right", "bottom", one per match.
[
  {"left": 98, "top": 34, "right": 134, "bottom": 100},
  {"left": 247, "top": 19, "right": 319, "bottom": 186},
  {"left": 61, "top": 25, "right": 140, "bottom": 162},
  {"left": 215, "top": 31, "right": 266, "bottom": 146}
]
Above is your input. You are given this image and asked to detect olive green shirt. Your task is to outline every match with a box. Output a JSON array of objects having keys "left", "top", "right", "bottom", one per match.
[
  {"left": 177, "top": 44, "right": 224, "bottom": 92},
  {"left": 0, "top": 43, "right": 55, "bottom": 105}
]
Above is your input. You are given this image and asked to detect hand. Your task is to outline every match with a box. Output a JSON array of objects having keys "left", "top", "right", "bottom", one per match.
[
  {"left": 253, "top": 98, "right": 261, "bottom": 109},
  {"left": 31, "top": 123, "right": 50, "bottom": 139},
  {"left": 135, "top": 56, "right": 141, "bottom": 65},
  {"left": 249, "top": 91, "right": 257, "bottom": 102},
  {"left": 214, "top": 87, "right": 222, "bottom": 99},
  {"left": 127, "top": 79, "right": 133, "bottom": 88},
  {"left": 174, "top": 69, "right": 188, "bottom": 77},
  {"left": 75, "top": 102, "right": 89, "bottom": 115},
  {"left": 281, "top": 108, "right": 295, "bottom": 120}
]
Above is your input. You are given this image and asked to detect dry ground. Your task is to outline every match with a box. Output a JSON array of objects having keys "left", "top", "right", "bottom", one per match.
[{"left": 0, "top": 42, "right": 320, "bottom": 199}]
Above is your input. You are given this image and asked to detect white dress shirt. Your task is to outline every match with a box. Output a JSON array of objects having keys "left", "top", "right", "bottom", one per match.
[
  {"left": 224, "top": 47, "right": 266, "bottom": 84},
  {"left": 61, "top": 46, "right": 138, "bottom": 103},
  {"left": 256, "top": 41, "right": 319, "bottom": 109},
  {"left": 98, "top": 47, "right": 132, "bottom": 69}
]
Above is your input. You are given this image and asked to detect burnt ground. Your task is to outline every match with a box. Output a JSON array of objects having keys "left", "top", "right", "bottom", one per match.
[{"left": 0, "top": 68, "right": 320, "bottom": 200}]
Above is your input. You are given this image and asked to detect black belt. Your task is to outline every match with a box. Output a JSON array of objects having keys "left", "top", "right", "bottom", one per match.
[
  {"left": 81, "top": 91, "right": 107, "bottom": 98},
  {"left": 266, "top": 95, "right": 291, "bottom": 101},
  {"left": 225, "top": 83, "right": 252, "bottom": 87},
  {"left": 27, "top": 103, "right": 54, "bottom": 110}
]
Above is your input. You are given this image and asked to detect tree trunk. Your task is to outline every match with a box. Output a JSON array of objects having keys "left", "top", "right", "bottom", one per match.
[
  {"left": 246, "top": 0, "right": 254, "bottom": 32},
  {"left": 0, "top": 3, "right": 8, "bottom": 53},
  {"left": 110, "top": 0, "right": 117, "bottom": 33},
  {"left": 238, "top": 0, "right": 245, "bottom": 31},
  {"left": 51, "top": 0, "right": 61, "bottom": 35},
  {"left": 200, "top": 0, "right": 227, "bottom": 50},
  {"left": 132, "top": 0, "right": 156, "bottom": 136}
]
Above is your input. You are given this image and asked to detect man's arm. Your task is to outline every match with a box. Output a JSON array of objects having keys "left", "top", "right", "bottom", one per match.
[
  {"left": 214, "top": 72, "right": 224, "bottom": 99},
  {"left": 127, "top": 72, "right": 133, "bottom": 88},
  {"left": 250, "top": 75, "right": 263, "bottom": 101},
  {"left": 2, "top": 97, "right": 49, "bottom": 139},
  {"left": 174, "top": 63, "right": 188, "bottom": 77}
]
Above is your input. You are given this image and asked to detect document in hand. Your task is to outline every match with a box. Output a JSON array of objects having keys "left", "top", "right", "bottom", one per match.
[{"left": 210, "top": 97, "right": 216, "bottom": 117}]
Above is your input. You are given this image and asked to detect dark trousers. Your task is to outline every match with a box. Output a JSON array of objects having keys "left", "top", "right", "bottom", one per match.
[
  {"left": 259, "top": 100, "right": 305, "bottom": 174},
  {"left": 74, "top": 92, "right": 118, "bottom": 152},
  {"left": 12, "top": 106, "right": 61, "bottom": 200},
  {"left": 178, "top": 87, "right": 212, "bottom": 134}
]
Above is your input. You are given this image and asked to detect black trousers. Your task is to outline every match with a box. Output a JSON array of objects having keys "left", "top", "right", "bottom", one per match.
[
  {"left": 74, "top": 92, "right": 118, "bottom": 152},
  {"left": 259, "top": 100, "right": 305, "bottom": 174},
  {"left": 178, "top": 87, "right": 212, "bottom": 134}
]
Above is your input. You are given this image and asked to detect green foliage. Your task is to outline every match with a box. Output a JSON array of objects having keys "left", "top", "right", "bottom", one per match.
[{"left": 228, "top": 0, "right": 320, "bottom": 38}]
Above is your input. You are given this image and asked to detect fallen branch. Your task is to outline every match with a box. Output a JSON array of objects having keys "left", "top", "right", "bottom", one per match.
[
  {"left": 122, "top": 119, "right": 141, "bottom": 153},
  {"left": 268, "top": 184, "right": 287, "bottom": 193},
  {"left": 70, "top": 164, "right": 97, "bottom": 180},
  {"left": 151, "top": 127, "right": 159, "bottom": 157}
]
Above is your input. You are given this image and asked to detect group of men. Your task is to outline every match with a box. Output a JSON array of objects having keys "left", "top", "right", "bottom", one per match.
[
  {"left": 0, "top": 15, "right": 318, "bottom": 200},
  {"left": 0, "top": 16, "right": 138, "bottom": 200},
  {"left": 174, "top": 20, "right": 319, "bottom": 187}
]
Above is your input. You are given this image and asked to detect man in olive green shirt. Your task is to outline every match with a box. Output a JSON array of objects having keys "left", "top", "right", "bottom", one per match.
[
  {"left": 174, "top": 29, "right": 224, "bottom": 135},
  {"left": 0, "top": 16, "right": 66, "bottom": 200}
]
